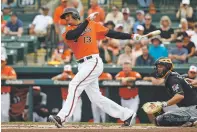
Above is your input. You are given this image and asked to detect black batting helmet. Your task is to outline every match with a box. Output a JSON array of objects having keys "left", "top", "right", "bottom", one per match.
[
  {"left": 60, "top": 8, "right": 80, "bottom": 20},
  {"left": 154, "top": 57, "right": 174, "bottom": 78}
]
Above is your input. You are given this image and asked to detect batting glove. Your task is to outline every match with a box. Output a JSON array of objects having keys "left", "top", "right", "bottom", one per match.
[
  {"left": 132, "top": 34, "right": 143, "bottom": 41},
  {"left": 161, "top": 101, "right": 168, "bottom": 107},
  {"left": 86, "top": 12, "right": 99, "bottom": 21}
]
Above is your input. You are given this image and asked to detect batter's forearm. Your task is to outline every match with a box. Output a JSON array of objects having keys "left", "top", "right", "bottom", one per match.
[
  {"left": 105, "top": 30, "right": 132, "bottom": 40},
  {"left": 66, "top": 20, "right": 89, "bottom": 40}
]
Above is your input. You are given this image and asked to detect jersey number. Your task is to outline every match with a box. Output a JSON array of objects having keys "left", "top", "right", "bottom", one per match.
[{"left": 84, "top": 36, "right": 91, "bottom": 43}]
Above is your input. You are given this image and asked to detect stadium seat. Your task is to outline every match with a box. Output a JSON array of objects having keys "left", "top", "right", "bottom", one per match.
[
  {"left": 5, "top": 42, "right": 28, "bottom": 64},
  {"left": 6, "top": 49, "right": 17, "bottom": 65},
  {"left": 1, "top": 36, "right": 17, "bottom": 42},
  {"left": 188, "top": 57, "right": 197, "bottom": 64},
  {"left": 17, "top": 35, "right": 38, "bottom": 53}
]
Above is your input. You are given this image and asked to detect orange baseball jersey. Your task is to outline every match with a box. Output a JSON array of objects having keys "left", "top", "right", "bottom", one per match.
[
  {"left": 1, "top": 66, "right": 17, "bottom": 93},
  {"left": 59, "top": 72, "right": 75, "bottom": 100},
  {"left": 99, "top": 72, "right": 112, "bottom": 95},
  {"left": 53, "top": 6, "right": 68, "bottom": 25},
  {"left": 62, "top": 21, "right": 109, "bottom": 60},
  {"left": 116, "top": 71, "right": 141, "bottom": 99},
  {"left": 88, "top": 5, "right": 105, "bottom": 22}
]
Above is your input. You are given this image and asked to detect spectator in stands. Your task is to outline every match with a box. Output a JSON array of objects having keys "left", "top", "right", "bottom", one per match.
[
  {"left": 71, "top": 0, "right": 84, "bottom": 21},
  {"left": 181, "top": 65, "right": 197, "bottom": 80},
  {"left": 51, "top": 42, "right": 72, "bottom": 64},
  {"left": 137, "top": 0, "right": 152, "bottom": 9},
  {"left": 99, "top": 38, "right": 113, "bottom": 64},
  {"left": 53, "top": 0, "right": 69, "bottom": 41},
  {"left": 175, "top": 18, "right": 189, "bottom": 40},
  {"left": 136, "top": 45, "right": 154, "bottom": 66},
  {"left": 182, "top": 32, "right": 196, "bottom": 58},
  {"left": 159, "top": 16, "right": 174, "bottom": 43},
  {"left": 191, "top": 23, "right": 197, "bottom": 55},
  {"left": 136, "top": 25, "right": 144, "bottom": 36},
  {"left": 91, "top": 72, "right": 112, "bottom": 123},
  {"left": 133, "top": 10, "right": 145, "bottom": 33},
  {"left": 4, "top": 13, "right": 23, "bottom": 37},
  {"left": 104, "top": 21, "right": 115, "bottom": 30},
  {"left": 176, "top": 0, "right": 193, "bottom": 22},
  {"left": 1, "top": 0, "right": 17, "bottom": 8},
  {"left": 1, "top": 54, "right": 17, "bottom": 122},
  {"left": 149, "top": 35, "right": 168, "bottom": 61},
  {"left": 2, "top": 5, "right": 12, "bottom": 21},
  {"left": 142, "top": 13, "right": 156, "bottom": 35},
  {"left": 88, "top": 0, "right": 105, "bottom": 22},
  {"left": 117, "top": 44, "right": 133, "bottom": 66},
  {"left": 1, "top": 12, "right": 7, "bottom": 34},
  {"left": 131, "top": 41, "right": 143, "bottom": 66},
  {"left": 52, "top": 65, "right": 82, "bottom": 122},
  {"left": 117, "top": 8, "right": 135, "bottom": 34},
  {"left": 115, "top": 62, "right": 142, "bottom": 117},
  {"left": 26, "top": 86, "right": 49, "bottom": 122},
  {"left": 168, "top": 39, "right": 188, "bottom": 64},
  {"left": 29, "top": 6, "right": 53, "bottom": 48},
  {"left": 105, "top": 5, "right": 123, "bottom": 25}
]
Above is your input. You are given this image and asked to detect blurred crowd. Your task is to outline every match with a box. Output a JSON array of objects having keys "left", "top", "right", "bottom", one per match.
[{"left": 1, "top": 0, "right": 197, "bottom": 123}]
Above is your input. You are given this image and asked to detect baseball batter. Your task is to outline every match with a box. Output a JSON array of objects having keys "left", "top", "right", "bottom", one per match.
[
  {"left": 49, "top": 8, "right": 142, "bottom": 127},
  {"left": 153, "top": 57, "right": 197, "bottom": 127}
]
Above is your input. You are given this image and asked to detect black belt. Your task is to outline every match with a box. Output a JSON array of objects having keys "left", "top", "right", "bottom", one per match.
[{"left": 77, "top": 56, "right": 93, "bottom": 63}]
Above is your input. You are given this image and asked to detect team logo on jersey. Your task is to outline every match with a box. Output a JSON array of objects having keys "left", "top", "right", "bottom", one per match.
[
  {"left": 172, "top": 84, "right": 179, "bottom": 92},
  {"left": 81, "top": 28, "right": 91, "bottom": 36}
]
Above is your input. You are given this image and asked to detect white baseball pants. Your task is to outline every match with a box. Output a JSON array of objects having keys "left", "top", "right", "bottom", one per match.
[
  {"left": 91, "top": 102, "right": 106, "bottom": 123},
  {"left": 62, "top": 97, "right": 82, "bottom": 122},
  {"left": 121, "top": 95, "right": 140, "bottom": 114},
  {"left": 57, "top": 54, "right": 134, "bottom": 122},
  {"left": 1, "top": 93, "right": 10, "bottom": 122}
]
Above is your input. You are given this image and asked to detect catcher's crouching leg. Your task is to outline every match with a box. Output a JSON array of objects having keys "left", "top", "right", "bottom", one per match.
[{"left": 155, "top": 112, "right": 191, "bottom": 126}]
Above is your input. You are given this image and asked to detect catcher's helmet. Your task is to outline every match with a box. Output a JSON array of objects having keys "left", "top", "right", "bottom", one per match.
[
  {"left": 154, "top": 57, "right": 174, "bottom": 78},
  {"left": 60, "top": 8, "right": 80, "bottom": 20}
]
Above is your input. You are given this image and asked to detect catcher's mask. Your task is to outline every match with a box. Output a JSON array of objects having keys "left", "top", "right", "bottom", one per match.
[
  {"left": 154, "top": 57, "right": 174, "bottom": 78},
  {"left": 60, "top": 8, "right": 80, "bottom": 20}
]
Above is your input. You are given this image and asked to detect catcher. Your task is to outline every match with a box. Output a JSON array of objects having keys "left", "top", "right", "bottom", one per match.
[{"left": 142, "top": 57, "right": 197, "bottom": 127}]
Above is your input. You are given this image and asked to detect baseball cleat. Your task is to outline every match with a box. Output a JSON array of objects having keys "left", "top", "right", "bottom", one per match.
[
  {"left": 122, "top": 113, "right": 136, "bottom": 127},
  {"left": 49, "top": 115, "right": 63, "bottom": 128}
]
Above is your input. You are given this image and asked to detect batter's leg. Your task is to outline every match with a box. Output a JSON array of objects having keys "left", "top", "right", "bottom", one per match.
[
  {"left": 85, "top": 78, "right": 135, "bottom": 122},
  {"left": 49, "top": 58, "right": 102, "bottom": 127},
  {"left": 91, "top": 103, "right": 101, "bottom": 123},
  {"left": 73, "top": 97, "right": 82, "bottom": 122}
]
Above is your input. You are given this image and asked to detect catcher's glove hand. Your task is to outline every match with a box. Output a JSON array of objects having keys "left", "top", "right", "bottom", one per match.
[{"left": 142, "top": 101, "right": 165, "bottom": 115}]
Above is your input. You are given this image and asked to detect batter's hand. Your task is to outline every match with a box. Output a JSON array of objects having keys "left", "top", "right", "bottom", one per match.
[
  {"left": 86, "top": 12, "right": 99, "bottom": 21},
  {"left": 132, "top": 34, "right": 143, "bottom": 41}
]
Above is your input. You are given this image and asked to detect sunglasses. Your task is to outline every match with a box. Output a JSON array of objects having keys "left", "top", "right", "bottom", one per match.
[{"left": 190, "top": 71, "right": 196, "bottom": 74}]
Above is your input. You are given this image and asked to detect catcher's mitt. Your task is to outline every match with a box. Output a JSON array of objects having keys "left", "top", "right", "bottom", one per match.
[{"left": 142, "top": 102, "right": 163, "bottom": 115}]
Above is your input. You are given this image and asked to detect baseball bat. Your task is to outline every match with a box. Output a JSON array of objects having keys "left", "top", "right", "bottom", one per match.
[{"left": 143, "top": 30, "right": 161, "bottom": 38}]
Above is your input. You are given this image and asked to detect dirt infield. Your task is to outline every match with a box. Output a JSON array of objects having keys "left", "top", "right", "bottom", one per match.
[{"left": 1, "top": 123, "right": 197, "bottom": 132}]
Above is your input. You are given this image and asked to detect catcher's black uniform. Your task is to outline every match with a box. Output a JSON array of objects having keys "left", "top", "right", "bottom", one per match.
[
  {"left": 155, "top": 71, "right": 197, "bottom": 126},
  {"left": 165, "top": 72, "right": 197, "bottom": 107}
]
